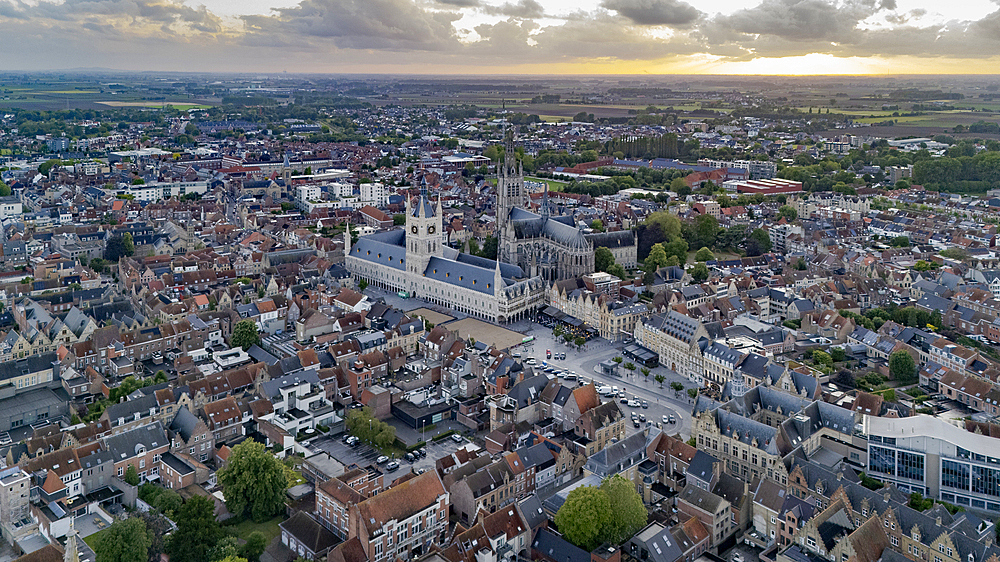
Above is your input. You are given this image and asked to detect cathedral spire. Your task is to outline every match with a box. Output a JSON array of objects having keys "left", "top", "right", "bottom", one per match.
[
  {"left": 494, "top": 259, "right": 503, "bottom": 296},
  {"left": 419, "top": 174, "right": 428, "bottom": 199},
  {"left": 64, "top": 517, "right": 79, "bottom": 562}
]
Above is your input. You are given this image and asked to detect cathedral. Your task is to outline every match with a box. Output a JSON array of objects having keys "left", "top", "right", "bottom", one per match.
[
  {"left": 495, "top": 131, "right": 637, "bottom": 281},
  {"left": 345, "top": 129, "right": 636, "bottom": 324},
  {"left": 346, "top": 178, "right": 545, "bottom": 323}
]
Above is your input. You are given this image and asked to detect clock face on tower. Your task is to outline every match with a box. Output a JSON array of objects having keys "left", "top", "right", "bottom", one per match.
[
  {"left": 428, "top": 226, "right": 435, "bottom": 234},
  {"left": 411, "top": 226, "right": 418, "bottom": 234}
]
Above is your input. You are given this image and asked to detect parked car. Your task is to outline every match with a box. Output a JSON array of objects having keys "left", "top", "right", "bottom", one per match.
[
  {"left": 633, "top": 420, "right": 641, "bottom": 428},
  {"left": 405, "top": 453, "right": 416, "bottom": 463},
  {"left": 733, "top": 553, "right": 744, "bottom": 562},
  {"left": 642, "top": 401, "right": 649, "bottom": 409},
  {"left": 376, "top": 455, "right": 389, "bottom": 464},
  {"left": 386, "top": 461, "right": 400, "bottom": 472},
  {"left": 662, "top": 415, "right": 670, "bottom": 424},
  {"left": 418, "top": 448, "right": 427, "bottom": 458},
  {"left": 628, "top": 399, "right": 640, "bottom": 407},
  {"left": 451, "top": 434, "right": 464, "bottom": 443}
]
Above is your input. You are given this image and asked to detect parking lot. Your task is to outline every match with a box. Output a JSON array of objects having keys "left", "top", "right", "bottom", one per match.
[{"left": 308, "top": 432, "right": 472, "bottom": 475}]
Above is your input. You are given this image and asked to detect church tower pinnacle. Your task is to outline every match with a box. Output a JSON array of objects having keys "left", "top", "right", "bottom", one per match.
[{"left": 64, "top": 518, "right": 80, "bottom": 562}]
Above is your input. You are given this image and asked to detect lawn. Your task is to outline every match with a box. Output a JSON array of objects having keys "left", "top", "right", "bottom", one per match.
[
  {"left": 526, "top": 176, "right": 568, "bottom": 191},
  {"left": 229, "top": 515, "right": 284, "bottom": 544},
  {"left": 82, "top": 528, "right": 107, "bottom": 551},
  {"left": 689, "top": 249, "right": 742, "bottom": 262}
]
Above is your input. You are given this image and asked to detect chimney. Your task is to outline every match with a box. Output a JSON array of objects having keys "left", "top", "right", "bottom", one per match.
[
  {"left": 836, "top": 472, "right": 842, "bottom": 481},
  {"left": 936, "top": 516, "right": 942, "bottom": 526}
]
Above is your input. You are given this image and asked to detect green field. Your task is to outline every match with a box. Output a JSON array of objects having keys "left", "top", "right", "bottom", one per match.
[{"left": 526, "top": 176, "right": 569, "bottom": 191}]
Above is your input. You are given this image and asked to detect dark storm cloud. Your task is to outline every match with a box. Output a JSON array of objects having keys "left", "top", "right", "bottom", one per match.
[
  {"left": 600, "top": 0, "right": 701, "bottom": 27},
  {"left": 714, "top": 0, "right": 882, "bottom": 42},
  {"left": 241, "top": 0, "right": 461, "bottom": 50}
]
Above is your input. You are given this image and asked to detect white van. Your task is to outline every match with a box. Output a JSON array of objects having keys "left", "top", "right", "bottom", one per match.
[{"left": 597, "top": 385, "right": 614, "bottom": 396}]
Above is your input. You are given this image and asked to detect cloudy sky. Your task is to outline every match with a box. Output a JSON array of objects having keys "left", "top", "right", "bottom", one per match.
[{"left": 1, "top": 0, "right": 998, "bottom": 74}]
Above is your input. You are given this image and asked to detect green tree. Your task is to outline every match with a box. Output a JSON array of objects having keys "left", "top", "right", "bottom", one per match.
[
  {"left": 94, "top": 517, "right": 152, "bottom": 562},
  {"left": 687, "top": 387, "right": 698, "bottom": 400},
  {"left": 600, "top": 475, "right": 648, "bottom": 544},
  {"left": 230, "top": 319, "right": 261, "bottom": 351},
  {"left": 135, "top": 510, "right": 171, "bottom": 562},
  {"left": 890, "top": 236, "right": 911, "bottom": 248},
  {"left": 358, "top": 279, "right": 369, "bottom": 292},
  {"left": 240, "top": 532, "right": 268, "bottom": 562},
  {"left": 645, "top": 212, "right": 682, "bottom": 239},
  {"left": 694, "top": 247, "right": 714, "bottom": 262},
  {"left": 122, "top": 232, "right": 135, "bottom": 257},
  {"left": 607, "top": 263, "right": 627, "bottom": 280},
  {"left": 218, "top": 440, "right": 288, "bottom": 522},
  {"left": 670, "top": 381, "right": 683, "bottom": 392},
  {"left": 123, "top": 464, "right": 140, "bottom": 486},
  {"left": 830, "top": 347, "right": 846, "bottom": 362},
  {"left": 554, "top": 485, "right": 611, "bottom": 551},
  {"left": 746, "top": 228, "right": 772, "bottom": 256},
  {"left": 624, "top": 362, "right": 636, "bottom": 378},
  {"left": 167, "top": 495, "right": 222, "bottom": 562},
  {"left": 641, "top": 367, "right": 651, "bottom": 382},
  {"left": 670, "top": 177, "right": 691, "bottom": 197},
  {"left": 590, "top": 219, "right": 605, "bottom": 232},
  {"left": 154, "top": 370, "right": 168, "bottom": 384},
  {"left": 889, "top": 350, "right": 916, "bottom": 383},
  {"left": 595, "top": 247, "right": 614, "bottom": 273},
  {"left": 215, "top": 557, "right": 248, "bottom": 562},
  {"left": 644, "top": 243, "right": 669, "bottom": 271},
  {"left": 38, "top": 159, "right": 61, "bottom": 176},
  {"left": 812, "top": 350, "right": 833, "bottom": 368},
  {"left": 777, "top": 205, "right": 798, "bottom": 221},
  {"left": 0, "top": 181, "right": 10, "bottom": 197},
  {"left": 662, "top": 236, "right": 689, "bottom": 265},
  {"left": 208, "top": 536, "right": 241, "bottom": 562},
  {"left": 393, "top": 214, "right": 406, "bottom": 226},
  {"left": 105, "top": 235, "right": 130, "bottom": 261},
  {"left": 574, "top": 336, "right": 586, "bottom": 349},
  {"left": 478, "top": 236, "right": 498, "bottom": 260},
  {"left": 940, "top": 248, "right": 970, "bottom": 261},
  {"left": 687, "top": 214, "right": 719, "bottom": 250},
  {"left": 655, "top": 374, "right": 666, "bottom": 387},
  {"left": 690, "top": 262, "right": 709, "bottom": 283}
]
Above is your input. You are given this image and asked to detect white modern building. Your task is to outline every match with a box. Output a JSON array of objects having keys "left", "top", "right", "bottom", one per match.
[{"left": 864, "top": 414, "right": 1000, "bottom": 513}]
